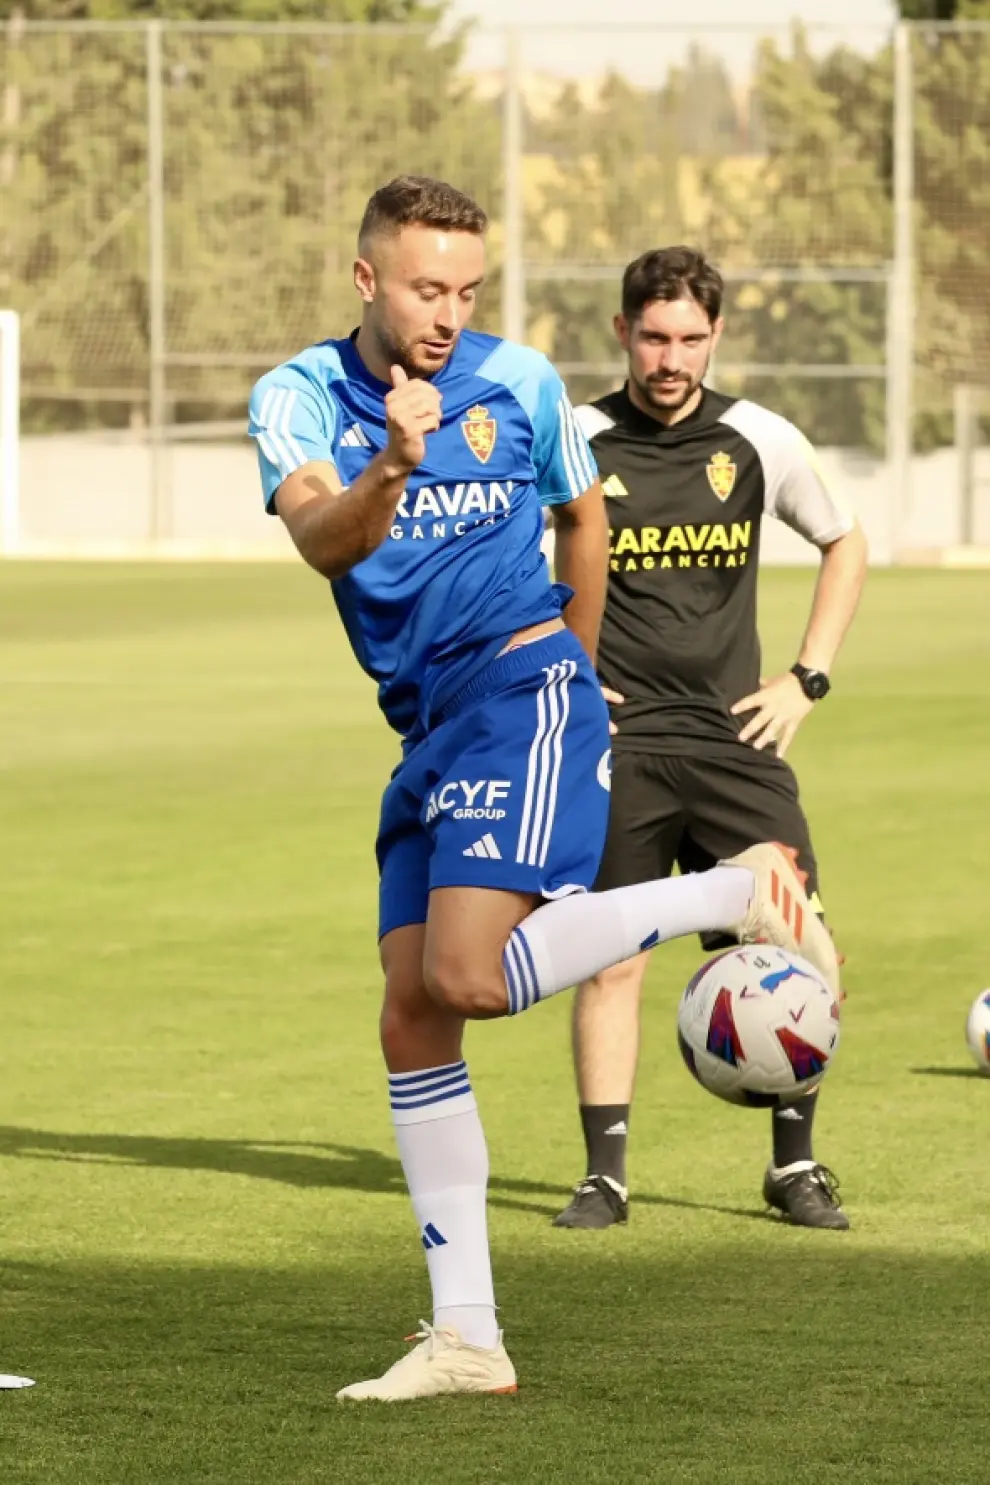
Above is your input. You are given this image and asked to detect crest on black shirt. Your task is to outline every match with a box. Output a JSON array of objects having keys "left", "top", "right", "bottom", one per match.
[{"left": 706, "top": 450, "right": 737, "bottom": 502}]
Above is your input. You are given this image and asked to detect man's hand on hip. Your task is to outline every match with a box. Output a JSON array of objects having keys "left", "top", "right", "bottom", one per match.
[{"left": 731, "top": 673, "right": 814, "bottom": 758}]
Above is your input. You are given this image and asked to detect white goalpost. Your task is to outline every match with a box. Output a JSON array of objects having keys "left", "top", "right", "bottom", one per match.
[{"left": 0, "top": 310, "right": 19, "bottom": 556}]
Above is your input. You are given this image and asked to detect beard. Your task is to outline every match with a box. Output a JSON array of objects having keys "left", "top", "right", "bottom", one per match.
[
  {"left": 371, "top": 320, "right": 455, "bottom": 380},
  {"left": 632, "top": 354, "right": 710, "bottom": 414}
]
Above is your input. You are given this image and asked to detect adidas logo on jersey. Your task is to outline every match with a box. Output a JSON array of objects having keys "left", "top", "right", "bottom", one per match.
[
  {"left": 340, "top": 422, "right": 372, "bottom": 449},
  {"left": 602, "top": 474, "right": 629, "bottom": 500},
  {"left": 463, "top": 834, "right": 502, "bottom": 860}
]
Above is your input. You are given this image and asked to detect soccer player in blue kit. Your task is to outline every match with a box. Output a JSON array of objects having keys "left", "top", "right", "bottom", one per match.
[{"left": 248, "top": 176, "right": 838, "bottom": 1401}]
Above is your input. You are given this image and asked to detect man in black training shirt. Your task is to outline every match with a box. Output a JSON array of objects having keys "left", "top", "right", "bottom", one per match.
[{"left": 554, "top": 248, "right": 868, "bottom": 1232}]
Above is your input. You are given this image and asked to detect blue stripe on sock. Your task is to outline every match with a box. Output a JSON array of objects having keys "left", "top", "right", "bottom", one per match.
[
  {"left": 388, "top": 1069, "right": 469, "bottom": 1105},
  {"left": 389, "top": 1072, "right": 465, "bottom": 1096},
  {"left": 389, "top": 1082, "right": 472, "bottom": 1113},
  {"left": 513, "top": 936, "right": 534, "bottom": 1013},
  {"left": 506, "top": 931, "right": 535, "bottom": 1013},
  {"left": 514, "top": 928, "right": 541, "bottom": 1008},
  {"left": 502, "top": 941, "right": 517, "bottom": 1014},
  {"left": 503, "top": 938, "right": 524, "bottom": 1015},
  {"left": 388, "top": 1060, "right": 466, "bottom": 1091}
]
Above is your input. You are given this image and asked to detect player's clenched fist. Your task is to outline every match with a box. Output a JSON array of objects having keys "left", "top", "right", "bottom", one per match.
[{"left": 385, "top": 365, "right": 442, "bottom": 473}]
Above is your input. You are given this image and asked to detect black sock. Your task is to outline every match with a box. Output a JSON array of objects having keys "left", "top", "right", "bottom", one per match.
[
  {"left": 580, "top": 1104, "right": 630, "bottom": 1187},
  {"left": 771, "top": 1089, "right": 818, "bottom": 1169}
]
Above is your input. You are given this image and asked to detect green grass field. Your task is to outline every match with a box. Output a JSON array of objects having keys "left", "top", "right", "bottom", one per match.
[{"left": 1, "top": 563, "right": 988, "bottom": 1484}]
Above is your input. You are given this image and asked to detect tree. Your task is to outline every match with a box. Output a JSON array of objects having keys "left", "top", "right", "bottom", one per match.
[
  {"left": 907, "top": 20, "right": 990, "bottom": 445},
  {"left": 897, "top": 0, "right": 963, "bottom": 17},
  {"left": 695, "top": 33, "right": 893, "bottom": 451},
  {"left": 706, "top": 19, "right": 990, "bottom": 450},
  {"left": 520, "top": 38, "right": 896, "bottom": 446},
  {"left": 1, "top": 2, "right": 439, "bottom": 24},
  {"left": 524, "top": 48, "right": 744, "bottom": 406},
  {"left": 896, "top": 1, "right": 990, "bottom": 18},
  {"left": 1, "top": 0, "right": 500, "bottom": 429},
  {"left": 517, "top": 9, "right": 990, "bottom": 453}
]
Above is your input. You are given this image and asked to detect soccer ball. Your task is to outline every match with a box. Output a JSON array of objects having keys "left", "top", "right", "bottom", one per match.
[
  {"left": 677, "top": 944, "right": 841, "bottom": 1108},
  {"left": 964, "top": 990, "right": 990, "bottom": 1075}
]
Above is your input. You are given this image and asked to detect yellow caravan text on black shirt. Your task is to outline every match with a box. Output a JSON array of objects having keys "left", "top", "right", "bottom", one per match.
[{"left": 608, "top": 520, "right": 753, "bottom": 572}]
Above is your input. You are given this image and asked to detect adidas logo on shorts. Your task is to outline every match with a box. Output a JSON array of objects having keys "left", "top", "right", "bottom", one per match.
[{"left": 463, "top": 833, "right": 502, "bottom": 860}]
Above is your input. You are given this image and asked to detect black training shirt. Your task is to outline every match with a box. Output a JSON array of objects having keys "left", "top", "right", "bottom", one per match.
[{"left": 576, "top": 385, "right": 854, "bottom": 753}]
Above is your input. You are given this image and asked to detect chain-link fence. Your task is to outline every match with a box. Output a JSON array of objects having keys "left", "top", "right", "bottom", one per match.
[
  {"left": 909, "top": 24, "right": 990, "bottom": 467},
  {"left": 2, "top": 19, "right": 989, "bottom": 554},
  {"left": 511, "top": 24, "right": 894, "bottom": 448},
  {"left": 0, "top": 21, "right": 503, "bottom": 424}
]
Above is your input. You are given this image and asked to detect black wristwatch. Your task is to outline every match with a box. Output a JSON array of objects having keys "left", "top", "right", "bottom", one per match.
[{"left": 791, "top": 663, "right": 831, "bottom": 701}]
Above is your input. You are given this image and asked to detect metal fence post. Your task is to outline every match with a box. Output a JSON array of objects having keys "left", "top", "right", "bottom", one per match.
[
  {"left": 954, "top": 384, "right": 975, "bottom": 546},
  {"left": 500, "top": 27, "right": 525, "bottom": 346},
  {"left": 888, "top": 21, "right": 915, "bottom": 560},
  {"left": 0, "top": 309, "right": 20, "bottom": 555},
  {"left": 146, "top": 19, "right": 168, "bottom": 542}
]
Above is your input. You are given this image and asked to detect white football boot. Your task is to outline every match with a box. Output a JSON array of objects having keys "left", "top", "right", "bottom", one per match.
[
  {"left": 722, "top": 841, "right": 841, "bottom": 996},
  {"left": 336, "top": 1322, "right": 517, "bottom": 1402}
]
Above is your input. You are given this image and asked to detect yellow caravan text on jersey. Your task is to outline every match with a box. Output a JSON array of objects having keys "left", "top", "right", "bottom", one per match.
[{"left": 608, "top": 520, "right": 753, "bottom": 571}]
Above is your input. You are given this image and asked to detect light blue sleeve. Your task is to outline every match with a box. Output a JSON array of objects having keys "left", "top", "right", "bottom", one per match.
[
  {"left": 532, "top": 362, "right": 599, "bottom": 507},
  {"left": 248, "top": 368, "right": 337, "bottom": 513}
]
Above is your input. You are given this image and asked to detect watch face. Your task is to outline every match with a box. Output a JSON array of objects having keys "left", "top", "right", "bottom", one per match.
[{"left": 805, "top": 671, "right": 830, "bottom": 700}]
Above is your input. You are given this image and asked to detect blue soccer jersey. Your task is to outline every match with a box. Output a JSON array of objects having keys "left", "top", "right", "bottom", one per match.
[{"left": 248, "top": 330, "right": 597, "bottom": 737}]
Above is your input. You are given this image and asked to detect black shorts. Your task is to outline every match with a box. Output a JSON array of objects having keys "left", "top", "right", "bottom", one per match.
[{"left": 596, "top": 747, "right": 822, "bottom": 947}]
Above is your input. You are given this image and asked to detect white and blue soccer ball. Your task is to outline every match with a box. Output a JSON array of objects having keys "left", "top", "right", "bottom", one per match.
[
  {"left": 964, "top": 990, "right": 990, "bottom": 1075},
  {"left": 677, "top": 944, "right": 841, "bottom": 1108}
]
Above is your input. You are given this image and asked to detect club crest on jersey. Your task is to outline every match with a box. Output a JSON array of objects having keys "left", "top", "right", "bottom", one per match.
[
  {"left": 462, "top": 404, "right": 497, "bottom": 464},
  {"left": 706, "top": 450, "right": 737, "bottom": 502}
]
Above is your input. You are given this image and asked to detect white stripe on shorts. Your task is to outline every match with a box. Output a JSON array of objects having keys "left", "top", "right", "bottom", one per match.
[{"left": 515, "top": 659, "right": 577, "bottom": 867}]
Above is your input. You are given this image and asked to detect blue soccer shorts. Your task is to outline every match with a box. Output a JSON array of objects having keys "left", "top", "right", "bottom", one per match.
[{"left": 377, "top": 630, "right": 612, "bottom": 940}]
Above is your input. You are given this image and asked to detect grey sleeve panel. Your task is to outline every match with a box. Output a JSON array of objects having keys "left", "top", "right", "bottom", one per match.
[
  {"left": 718, "top": 399, "right": 856, "bottom": 547},
  {"left": 574, "top": 404, "right": 617, "bottom": 441}
]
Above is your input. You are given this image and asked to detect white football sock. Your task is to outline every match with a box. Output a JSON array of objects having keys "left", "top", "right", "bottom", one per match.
[
  {"left": 503, "top": 866, "right": 754, "bottom": 1014},
  {"left": 389, "top": 1062, "right": 499, "bottom": 1350}
]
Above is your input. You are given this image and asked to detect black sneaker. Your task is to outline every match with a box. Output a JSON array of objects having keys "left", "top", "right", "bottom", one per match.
[
  {"left": 763, "top": 1162, "right": 849, "bottom": 1230},
  {"left": 552, "top": 1175, "right": 628, "bottom": 1229}
]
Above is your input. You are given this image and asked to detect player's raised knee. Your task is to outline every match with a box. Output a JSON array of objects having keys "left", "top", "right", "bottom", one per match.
[{"left": 424, "top": 957, "right": 508, "bottom": 1019}]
